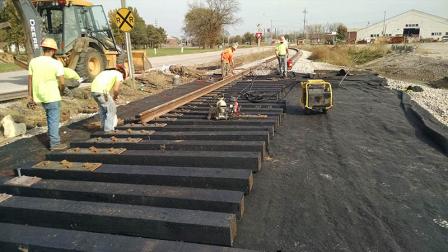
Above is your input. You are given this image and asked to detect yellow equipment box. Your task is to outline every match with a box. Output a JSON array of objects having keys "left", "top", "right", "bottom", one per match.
[{"left": 301, "top": 79, "right": 333, "bottom": 114}]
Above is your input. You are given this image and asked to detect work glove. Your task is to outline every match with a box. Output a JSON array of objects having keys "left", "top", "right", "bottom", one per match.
[{"left": 26, "top": 97, "right": 37, "bottom": 110}]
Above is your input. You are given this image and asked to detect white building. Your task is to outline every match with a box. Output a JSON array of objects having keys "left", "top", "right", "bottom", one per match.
[{"left": 356, "top": 10, "right": 448, "bottom": 42}]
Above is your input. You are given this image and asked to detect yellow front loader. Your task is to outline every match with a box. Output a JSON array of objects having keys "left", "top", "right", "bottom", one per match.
[{"left": 1, "top": 0, "right": 151, "bottom": 80}]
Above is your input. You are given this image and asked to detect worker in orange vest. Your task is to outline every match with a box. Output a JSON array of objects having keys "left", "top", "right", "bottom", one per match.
[{"left": 221, "top": 43, "right": 238, "bottom": 78}]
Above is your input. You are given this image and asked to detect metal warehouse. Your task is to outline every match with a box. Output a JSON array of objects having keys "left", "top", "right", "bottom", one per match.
[{"left": 356, "top": 9, "right": 448, "bottom": 42}]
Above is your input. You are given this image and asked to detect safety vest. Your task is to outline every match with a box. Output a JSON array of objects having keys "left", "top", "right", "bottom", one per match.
[
  {"left": 28, "top": 56, "right": 64, "bottom": 103},
  {"left": 221, "top": 48, "right": 234, "bottom": 63},
  {"left": 91, "top": 70, "right": 123, "bottom": 93},
  {"left": 276, "top": 43, "right": 288, "bottom": 56}
]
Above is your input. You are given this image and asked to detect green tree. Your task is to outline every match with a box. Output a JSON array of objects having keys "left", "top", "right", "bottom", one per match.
[
  {"left": 184, "top": 7, "right": 213, "bottom": 48},
  {"left": 184, "top": 0, "right": 239, "bottom": 48},
  {"left": 147, "top": 24, "right": 167, "bottom": 48},
  {"left": 336, "top": 24, "right": 348, "bottom": 41},
  {"left": 230, "top": 35, "right": 242, "bottom": 45},
  {"left": 243, "top": 32, "right": 254, "bottom": 45},
  {"left": 0, "top": 0, "right": 25, "bottom": 52},
  {"left": 128, "top": 7, "right": 147, "bottom": 48}
]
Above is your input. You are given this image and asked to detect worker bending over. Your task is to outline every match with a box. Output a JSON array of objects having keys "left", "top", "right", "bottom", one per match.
[
  {"left": 28, "top": 38, "right": 66, "bottom": 151},
  {"left": 221, "top": 43, "right": 238, "bottom": 78},
  {"left": 90, "top": 65, "right": 127, "bottom": 132},
  {"left": 275, "top": 36, "right": 289, "bottom": 78}
]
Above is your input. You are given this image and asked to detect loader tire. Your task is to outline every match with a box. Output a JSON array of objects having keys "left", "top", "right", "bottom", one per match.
[{"left": 76, "top": 47, "right": 106, "bottom": 81}]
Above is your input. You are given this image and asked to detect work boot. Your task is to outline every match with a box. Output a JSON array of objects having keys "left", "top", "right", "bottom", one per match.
[{"left": 50, "top": 143, "right": 68, "bottom": 151}]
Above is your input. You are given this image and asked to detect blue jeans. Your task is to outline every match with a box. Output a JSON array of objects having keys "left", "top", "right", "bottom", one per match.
[
  {"left": 92, "top": 92, "right": 116, "bottom": 132},
  {"left": 278, "top": 55, "right": 287, "bottom": 77},
  {"left": 42, "top": 101, "right": 61, "bottom": 147}
]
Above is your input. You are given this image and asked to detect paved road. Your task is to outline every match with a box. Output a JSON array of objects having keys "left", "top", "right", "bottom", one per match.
[
  {"left": 0, "top": 47, "right": 273, "bottom": 95},
  {"left": 0, "top": 70, "right": 28, "bottom": 93}
]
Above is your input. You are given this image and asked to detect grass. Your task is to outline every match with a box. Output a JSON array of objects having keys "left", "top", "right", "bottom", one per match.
[
  {"left": 304, "top": 44, "right": 389, "bottom": 66},
  {"left": 0, "top": 63, "right": 22, "bottom": 73},
  {"left": 146, "top": 47, "right": 221, "bottom": 57},
  {"left": 146, "top": 45, "right": 256, "bottom": 57}
]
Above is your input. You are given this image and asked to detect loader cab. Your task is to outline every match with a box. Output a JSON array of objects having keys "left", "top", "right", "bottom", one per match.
[
  {"left": 38, "top": 3, "right": 117, "bottom": 54},
  {"left": 34, "top": 0, "right": 119, "bottom": 79}
]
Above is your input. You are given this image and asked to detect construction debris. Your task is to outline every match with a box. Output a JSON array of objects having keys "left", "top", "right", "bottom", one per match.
[
  {"left": 169, "top": 64, "right": 205, "bottom": 79},
  {"left": 1, "top": 115, "right": 26, "bottom": 138},
  {"left": 406, "top": 85, "right": 424, "bottom": 92}
]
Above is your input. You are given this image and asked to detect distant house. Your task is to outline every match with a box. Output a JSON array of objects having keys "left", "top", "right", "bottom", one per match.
[
  {"left": 308, "top": 33, "right": 337, "bottom": 44},
  {"left": 164, "top": 36, "right": 180, "bottom": 47},
  {"left": 356, "top": 9, "right": 448, "bottom": 42},
  {"left": 346, "top": 29, "right": 359, "bottom": 44}
]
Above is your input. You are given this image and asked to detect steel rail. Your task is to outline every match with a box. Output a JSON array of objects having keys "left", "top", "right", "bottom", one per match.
[{"left": 139, "top": 48, "right": 300, "bottom": 123}]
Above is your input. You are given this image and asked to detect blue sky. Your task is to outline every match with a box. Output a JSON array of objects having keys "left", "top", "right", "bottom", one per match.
[{"left": 92, "top": 0, "right": 448, "bottom": 37}]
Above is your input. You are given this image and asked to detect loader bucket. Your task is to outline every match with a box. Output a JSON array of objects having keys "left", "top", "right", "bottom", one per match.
[{"left": 132, "top": 50, "right": 152, "bottom": 73}]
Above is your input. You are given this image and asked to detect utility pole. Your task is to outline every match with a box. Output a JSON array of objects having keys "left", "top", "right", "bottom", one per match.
[
  {"left": 121, "top": 0, "right": 135, "bottom": 82},
  {"left": 382, "top": 11, "right": 386, "bottom": 36},
  {"left": 303, "top": 8, "right": 307, "bottom": 40}
]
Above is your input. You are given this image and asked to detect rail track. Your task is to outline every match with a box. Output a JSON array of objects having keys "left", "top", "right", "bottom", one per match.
[{"left": 0, "top": 50, "right": 300, "bottom": 251}]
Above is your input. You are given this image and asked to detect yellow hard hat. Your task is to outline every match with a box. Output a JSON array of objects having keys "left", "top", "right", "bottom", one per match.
[
  {"left": 231, "top": 43, "right": 238, "bottom": 50},
  {"left": 41, "top": 38, "right": 58, "bottom": 50}
]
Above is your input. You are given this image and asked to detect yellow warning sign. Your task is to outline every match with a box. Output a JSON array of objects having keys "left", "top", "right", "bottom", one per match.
[{"left": 115, "top": 8, "right": 135, "bottom": 32}]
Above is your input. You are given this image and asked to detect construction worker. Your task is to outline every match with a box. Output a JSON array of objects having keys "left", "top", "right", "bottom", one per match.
[
  {"left": 63, "top": 67, "right": 84, "bottom": 96},
  {"left": 221, "top": 43, "right": 238, "bottom": 78},
  {"left": 275, "top": 36, "right": 289, "bottom": 78},
  {"left": 28, "top": 38, "right": 66, "bottom": 151},
  {"left": 90, "top": 65, "right": 127, "bottom": 132}
]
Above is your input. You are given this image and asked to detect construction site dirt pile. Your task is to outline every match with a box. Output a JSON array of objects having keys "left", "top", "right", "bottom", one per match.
[
  {"left": 363, "top": 53, "right": 448, "bottom": 83},
  {"left": 168, "top": 65, "right": 205, "bottom": 79},
  {"left": 429, "top": 77, "right": 448, "bottom": 89}
]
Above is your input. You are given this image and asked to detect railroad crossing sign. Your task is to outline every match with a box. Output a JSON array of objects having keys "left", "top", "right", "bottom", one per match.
[{"left": 115, "top": 8, "right": 135, "bottom": 32}]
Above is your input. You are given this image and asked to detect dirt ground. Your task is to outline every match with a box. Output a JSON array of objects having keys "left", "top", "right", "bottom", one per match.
[
  {"left": 363, "top": 43, "right": 448, "bottom": 86},
  {"left": 301, "top": 42, "right": 448, "bottom": 127},
  {"left": 234, "top": 72, "right": 448, "bottom": 251},
  {"left": 415, "top": 42, "right": 448, "bottom": 61}
]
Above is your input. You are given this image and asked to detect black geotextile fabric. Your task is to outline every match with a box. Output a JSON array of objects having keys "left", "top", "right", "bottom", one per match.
[
  {"left": 235, "top": 71, "right": 448, "bottom": 251},
  {"left": 401, "top": 92, "right": 448, "bottom": 155}
]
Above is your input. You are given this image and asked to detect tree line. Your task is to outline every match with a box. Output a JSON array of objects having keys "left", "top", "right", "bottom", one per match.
[
  {"left": 183, "top": 0, "right": 239, "bottom": 48},
  {"left": 183, "top": 0, "right": 349, "bottom": 47},
  {"left": 0, "top": 2, "right": 167, "bottom": 52},
  {"left": 0, "top": 0, "right": 24, "bottom": 50}
]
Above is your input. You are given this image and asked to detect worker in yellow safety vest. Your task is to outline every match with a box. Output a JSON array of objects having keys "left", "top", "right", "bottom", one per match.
[
  {"left": 275, "top": 36, "right": 289, "bottom": 78},
  {"left": 90, "top": 65, "right": 127, "bottom": 132},
  {"left": 28, "top": 38, "right": 66, "bottom": 151},
  {"left": 62, "top": 67, "right": 85, "bottom": 96},
  {"left": 221, "top": 43, "right": 238, "bottom": 78}
]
